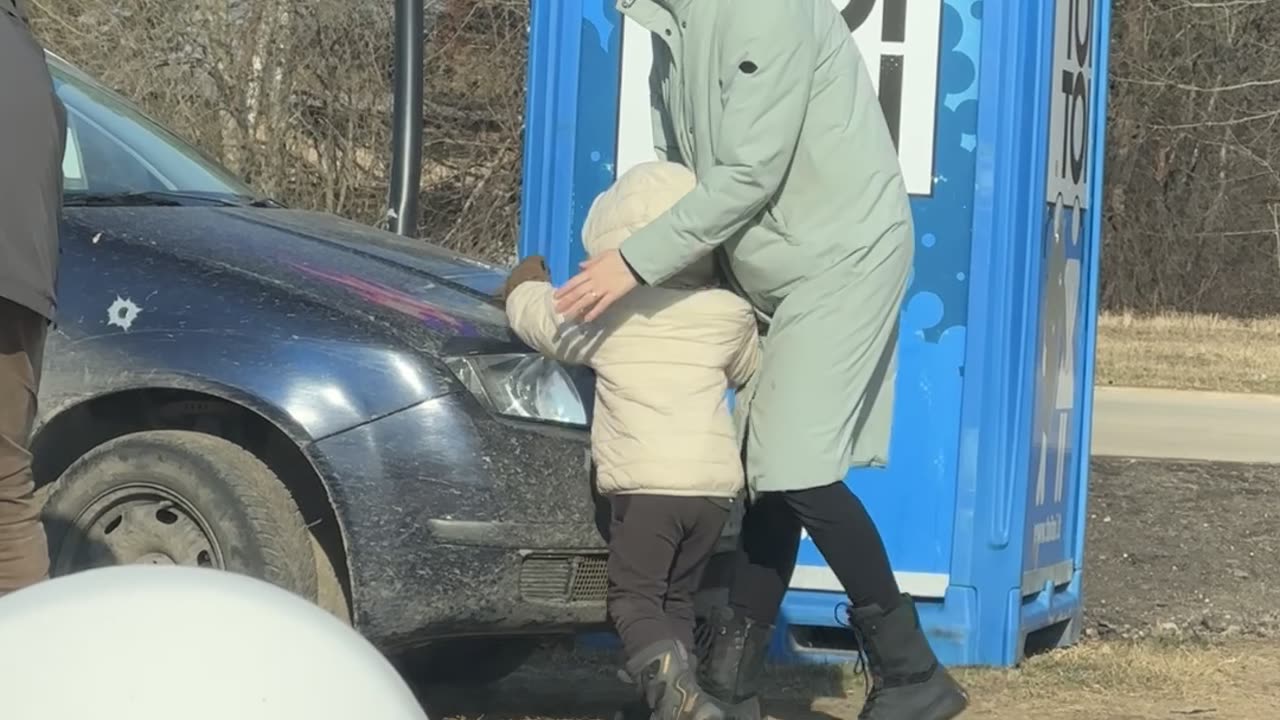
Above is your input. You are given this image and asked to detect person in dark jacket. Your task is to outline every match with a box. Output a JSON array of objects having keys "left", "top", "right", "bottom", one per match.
[{"left": 0, "top": 0, "right": 67, "bottom": 596}]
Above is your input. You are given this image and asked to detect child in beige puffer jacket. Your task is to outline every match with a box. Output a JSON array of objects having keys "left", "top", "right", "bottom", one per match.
[{"left": 502, "top": 161, "right": 759, "bottom": 720}]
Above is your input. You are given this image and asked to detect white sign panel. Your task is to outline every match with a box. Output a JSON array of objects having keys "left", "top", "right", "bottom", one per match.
[
  {"left": 616, "top": 0, "right": 943, "bottom": 196},
  {"left": 1045, "top": 0, "right": 1095, "bottom": 208},
  {"left": 616, "top": 16, "right": 657, "bottom": 177}
]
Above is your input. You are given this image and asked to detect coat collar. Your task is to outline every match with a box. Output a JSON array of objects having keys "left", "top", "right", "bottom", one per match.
[
  {"left": 619, "top": 0, "right": 690, "bottom": 10},
  {"left": 617, "top": 0, "right": 688, "bottom": 27}
]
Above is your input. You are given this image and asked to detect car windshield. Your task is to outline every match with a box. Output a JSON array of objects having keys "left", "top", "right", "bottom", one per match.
[{"left": 47, "top": 54, "right": 261, "bottom": 205}]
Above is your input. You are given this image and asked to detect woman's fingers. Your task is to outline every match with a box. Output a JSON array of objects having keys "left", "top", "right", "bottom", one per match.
[
  {"left": 554, "top": 269, "right": 594, "bottom": 298},
  {"left": 559, "top": 289, "right": 601, "bottom": 320},
  {"left": 582, "top": 289, "right": 619, "bottom": 323},
  {"left": 554, "top": 251, "right": 634, "bottom": 319},
  {"left": 554, "top": 276, "right": 599, "bottom": 317}
]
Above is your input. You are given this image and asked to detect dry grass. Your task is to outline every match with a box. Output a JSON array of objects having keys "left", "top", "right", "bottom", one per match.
[
  {"left": 1096, "top": 312, "right": 1280, "bottom": 395},
  {"left": 803, "top": 639, "right": 1280, "bottom": 719}
]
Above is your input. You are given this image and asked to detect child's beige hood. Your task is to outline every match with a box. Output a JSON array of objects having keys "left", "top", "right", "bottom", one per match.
[{"left": 582, "top": 161, "right": 715, "bottom": 289}]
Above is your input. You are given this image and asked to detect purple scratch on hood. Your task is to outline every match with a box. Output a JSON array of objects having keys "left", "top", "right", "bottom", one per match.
[{"left": 291, "top": 263, "right": 478, "bottom": 335}]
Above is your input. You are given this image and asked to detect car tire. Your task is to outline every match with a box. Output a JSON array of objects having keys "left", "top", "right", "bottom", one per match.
[
  {"left": 311, "top": 531, "right": 352, "bottom": 623},
  {"left": 43, "top": 430, "right": 319, "bottom": 600},
  {"left": 393, "top": 637, "right": 540, "bottom": 688}
]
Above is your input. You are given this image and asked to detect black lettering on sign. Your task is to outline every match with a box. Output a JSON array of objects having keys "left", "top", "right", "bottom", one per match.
[
  {"left": 880, "top": 56, "right": 904, "bottom": 148},
  {"left": 881, "top": 0, "right": 906, "bottom": 42},
  {"left": 842, "top": 0, "right": 907, "bottom": 36},
  {"left": 842, "top": 0, "right": 909, "bottom": 150},
  {"left": 1072, "top": 0, "right": 1093, "bottom": 65},
  {"left": 1056, "top": 0, "right": 1093, "bottom": 189},
  {"left": 842, "top": 0, "right": 876, "bottom": 31}
]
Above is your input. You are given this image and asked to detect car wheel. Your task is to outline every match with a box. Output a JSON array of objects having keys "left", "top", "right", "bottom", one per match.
[
  {"left": 43, "top": 430, "right": 318, "bottom": 600},
  {"left": 393, "top": 637, "right": 540, "bottom": 688},
  {"left": 311, "top": 531, "right": 351, "bottom": 623}
]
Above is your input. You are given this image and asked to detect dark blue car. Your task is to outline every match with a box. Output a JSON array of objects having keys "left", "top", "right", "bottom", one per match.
[{"left": 34, "top": 52, "right": 634, "bottom": 683}]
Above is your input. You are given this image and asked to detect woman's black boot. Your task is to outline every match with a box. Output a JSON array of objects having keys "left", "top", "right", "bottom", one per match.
[
  {"left": 696, "top": 607, "right": 772, "bottom": 720},
  {"left": 848, "top": 594, "right": 969, "bottom": 720}
]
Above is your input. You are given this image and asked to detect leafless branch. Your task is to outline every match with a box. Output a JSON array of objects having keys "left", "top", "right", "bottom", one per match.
[{"left": 29, "top": 0, "right": 527, "bottom": 265}]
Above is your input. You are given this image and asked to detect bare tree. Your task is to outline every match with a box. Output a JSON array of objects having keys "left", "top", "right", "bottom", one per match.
[
  {"left": 30, "top": 0, "right": 527, "bottom": 264},
  {"left": 1105, "top": 0, "right": 1280, "bottom": 316}
]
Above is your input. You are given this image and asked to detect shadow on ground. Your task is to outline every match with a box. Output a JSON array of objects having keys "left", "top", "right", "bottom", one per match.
[{"left": 419, "top": 650, "right": 850, "bottom": 720}]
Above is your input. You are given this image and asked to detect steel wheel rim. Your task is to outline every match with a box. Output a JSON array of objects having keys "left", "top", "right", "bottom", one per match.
[{"left": 53, "top": 482, "right": 225, "bottom": 574}]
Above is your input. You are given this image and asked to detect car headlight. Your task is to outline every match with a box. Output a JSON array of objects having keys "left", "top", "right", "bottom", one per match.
[{"left": 444, "top": 353, "right": 588, "bottom": 427}]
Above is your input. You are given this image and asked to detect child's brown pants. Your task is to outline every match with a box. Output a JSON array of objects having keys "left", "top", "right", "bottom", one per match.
[{"left": 606, "top": 494, "right": 730, "bottom": 661}]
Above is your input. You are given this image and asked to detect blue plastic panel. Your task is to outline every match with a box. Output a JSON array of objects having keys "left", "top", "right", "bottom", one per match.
[
  {"left": 518, "top": 0, "right": 622, "bottom": 283},
  {"left": 523, "top": 0, "right": 1112, "bottom": 668}
]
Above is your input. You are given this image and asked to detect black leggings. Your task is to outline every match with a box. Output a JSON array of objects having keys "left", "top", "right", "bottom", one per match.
[{"left": 728, "top": 481, "right": 900, "bottom": 625}]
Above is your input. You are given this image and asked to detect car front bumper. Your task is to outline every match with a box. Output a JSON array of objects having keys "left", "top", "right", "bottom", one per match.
[{"left": 307, "top": 390, "right": 616, "bottom": 650}]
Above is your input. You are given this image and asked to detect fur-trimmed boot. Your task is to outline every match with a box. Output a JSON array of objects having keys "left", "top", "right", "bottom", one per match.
[
  {"left": 695, "top": 607, "right": 772, "bottom": 720},
  {"left": 848, "top": 594, "right": 969, "bottom": 720}
]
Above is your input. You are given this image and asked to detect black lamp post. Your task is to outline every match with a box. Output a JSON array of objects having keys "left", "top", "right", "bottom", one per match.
[{"left": 388, "top": 0, "right": 424, "bottom": 237}]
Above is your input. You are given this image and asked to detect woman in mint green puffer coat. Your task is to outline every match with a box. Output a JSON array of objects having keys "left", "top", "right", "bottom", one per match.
[{"left": 556, "top": 2, "right": 968, "bottom": 719}]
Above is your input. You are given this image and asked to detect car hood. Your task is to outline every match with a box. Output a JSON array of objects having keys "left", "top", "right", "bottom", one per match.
[{"left": 60, "top": 205, "right": 518, "bottom": 350}]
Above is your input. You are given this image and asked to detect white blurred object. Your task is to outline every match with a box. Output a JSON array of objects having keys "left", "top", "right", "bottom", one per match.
[{"left": 0, "top": 566, "right": 428, "bottom": 720}]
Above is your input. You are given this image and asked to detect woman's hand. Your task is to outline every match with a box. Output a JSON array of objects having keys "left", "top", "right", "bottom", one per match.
[{"left": 554, "top": 249, "right": 639, "bottom": 321}]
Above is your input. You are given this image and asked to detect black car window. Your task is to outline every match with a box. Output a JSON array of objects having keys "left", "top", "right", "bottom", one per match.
[
  {"left": 48, "top": 56, "right": 256, "bottom": 201},
  {"left": 64, "top": 106, "right": 167, "bottom": 194}
]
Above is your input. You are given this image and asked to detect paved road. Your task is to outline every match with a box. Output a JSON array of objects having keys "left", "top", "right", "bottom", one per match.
[{"left": 1091, "top": 386, "right": 1280, "bottom": 463}]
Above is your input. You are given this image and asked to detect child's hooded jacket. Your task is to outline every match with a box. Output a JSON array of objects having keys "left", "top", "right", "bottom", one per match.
[{"left": 505, "top": 161, "right": 759, "bottom": 498}]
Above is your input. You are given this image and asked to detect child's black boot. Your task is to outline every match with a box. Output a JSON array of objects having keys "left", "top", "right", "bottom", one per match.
[{"left": 621, "top": 641, "right": 725, "bottom": 720}]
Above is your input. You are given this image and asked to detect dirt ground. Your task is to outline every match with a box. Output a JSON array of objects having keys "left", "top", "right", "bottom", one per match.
[
  {"left": 423, "top": 457, "right": 1280, "bottom": 720},
  {"left": 1096, "top": 313, "right": 1280, "bottom": 395},
  {"left": 1085, "top": 458, "right": 1280, "bottom": 643}
]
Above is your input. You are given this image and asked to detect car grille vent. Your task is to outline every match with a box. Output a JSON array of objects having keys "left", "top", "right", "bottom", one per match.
[{"left": 520, "top": 553, "right": 608, "bottom": 604}]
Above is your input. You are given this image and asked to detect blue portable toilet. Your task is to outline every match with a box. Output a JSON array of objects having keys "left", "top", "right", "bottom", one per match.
[{"left": 519, "top": 0, "right": 1113, "bottom": 668}]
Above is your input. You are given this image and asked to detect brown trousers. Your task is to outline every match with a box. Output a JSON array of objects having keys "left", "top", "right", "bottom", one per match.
[{"left": 0, "top": 297, "right": 49, "bottom": 594}]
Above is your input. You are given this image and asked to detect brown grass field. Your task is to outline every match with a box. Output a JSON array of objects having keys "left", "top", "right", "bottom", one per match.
[{"left": 1096, "top": 313, "right": 1280, "bottom": 395}]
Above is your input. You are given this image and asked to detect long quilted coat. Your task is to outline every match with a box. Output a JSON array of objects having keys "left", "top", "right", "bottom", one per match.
[{"left": 616, "top": 0, "right": 914, "bottom": 492}]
